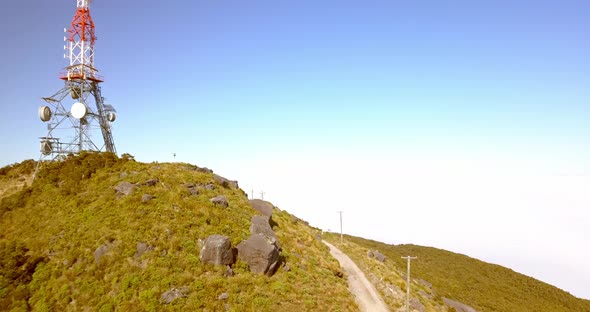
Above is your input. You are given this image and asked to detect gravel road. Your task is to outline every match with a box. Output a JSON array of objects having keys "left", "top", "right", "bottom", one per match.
[{"left": 323, "top": 241, "right": 390, "bottom": 312}]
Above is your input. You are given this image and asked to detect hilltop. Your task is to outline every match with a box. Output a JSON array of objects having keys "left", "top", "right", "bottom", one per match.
[{"left": 0, "top": 153, "right": 356, "bottom": 311}]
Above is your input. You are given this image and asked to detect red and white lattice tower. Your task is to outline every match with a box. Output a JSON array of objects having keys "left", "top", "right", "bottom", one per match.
[{"left": 37, "top": 0, "right": 116, "bottom": 160}]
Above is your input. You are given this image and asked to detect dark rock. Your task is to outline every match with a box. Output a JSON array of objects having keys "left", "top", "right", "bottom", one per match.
[
  {"left": 283, "top": 264, "right": 291, "bottom": 272},
  {"left": 210, "top": 195, "right": 229, "bottom": 208},
  {"left": 94, "top": 243, "right": 111, "bottom": 265},
  {"left": 143, "top": 178, "right": 159, "bottom": 186},
  {"left": 114, "top": 181, "right": 136, "bottom": 196},
  {"left": 249, "top": 199, "right": 273, "bottom": 217},
  {"left": 205, "top": 183, "right": 215, "bottom": 190},
  {"left": 250, "top": 216, "right": 275, "bottom": 238},
  {"left": 367, "top": 250, "right": 374, "bottom": 258},
  {"left": 237, "top": 234, "right": 281, "bottom": 276},
  {"left": 213, "top": 174, "right": 239, "bottom": 189},
  {"left": 141, "top": 194, "right": 155, "bottom": 203},
  {"left": 161, "top": 287, "right": 189, "bottom": 304},
  {"left": 184, "top": 183, "right": 199, "bottom": 195},
  {"left": 372, "top": 250, "right": 386, "bottom": 262},
  {"left": 334, "top": 270, "right": 344, "bottom": 278},
  {"left": 135, "top": 242, "right": 153, "bottom": 258},
  {"left": 199, "top": 235, "right": 236, "bottom": 266},
  {"left": 443, "top": 298, "right": 478, "bottom": 312},
  {"left": 218, "top": 292, "right": 229, "bottom": 300}
]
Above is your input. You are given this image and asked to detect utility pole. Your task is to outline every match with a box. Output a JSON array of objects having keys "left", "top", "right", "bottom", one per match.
[
  {"left": 401, "top": 256, "right": 417, "bottom": 312},
  {"left": 250, "top": 189, "right": 254, "bottom": 200},
  {"left": 260, "top": 190, "right": 265, "bottom": 200},
  {"left": 339, "top": 211, "right": 343, "bottom": 243}
]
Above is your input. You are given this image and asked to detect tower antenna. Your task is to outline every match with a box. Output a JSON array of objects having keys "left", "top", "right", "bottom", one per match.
[{"left": 37, "top": 0, "right": 117, "bottom": 162}]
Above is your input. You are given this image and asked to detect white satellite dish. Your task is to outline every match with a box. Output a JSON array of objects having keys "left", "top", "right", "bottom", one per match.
[
  {"left": 71, "top": 102, "right": 88, "bottom": 119},
  {"left": 38, "top": 106, "right": 52, "bottom": 122}
]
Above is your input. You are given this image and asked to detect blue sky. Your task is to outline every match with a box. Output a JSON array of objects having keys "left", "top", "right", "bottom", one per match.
[{"left": 1, "top": 0, "right": 589, "bottom": 299}]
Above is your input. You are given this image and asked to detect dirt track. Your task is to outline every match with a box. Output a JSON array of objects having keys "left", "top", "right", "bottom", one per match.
[{"left": 323, "top": 241, "right": 390, "bottom": 312}]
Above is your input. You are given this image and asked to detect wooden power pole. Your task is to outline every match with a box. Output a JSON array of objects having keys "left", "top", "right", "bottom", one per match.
[{"left": 401, "top": 256, "right": 417, "bottom": 312}]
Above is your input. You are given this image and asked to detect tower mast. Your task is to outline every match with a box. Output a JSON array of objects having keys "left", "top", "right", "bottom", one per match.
[{"left": 37, "top": 0, "right": 116, "bottom": 160}]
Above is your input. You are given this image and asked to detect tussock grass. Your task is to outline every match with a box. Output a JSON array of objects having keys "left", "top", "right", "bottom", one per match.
[
  {"left": 325, "top": 233, "right": 590, "bottom": 312},
  {"left": 0, "top": 153, "right": 356, "bottom": 311}
]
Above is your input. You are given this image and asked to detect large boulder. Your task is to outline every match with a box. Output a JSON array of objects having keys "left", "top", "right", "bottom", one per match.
[
  {"left": 237, "top": 234, "right": 281, "bottom": 276},
  {"left": 249, "top": 199, "right": 273, "bottom": 217},
  {"left": 199, "top": 235, "right": 236, "bottom": 266},
  {"left": 249, "top": 215, "right": 275, "bottom": 238}
]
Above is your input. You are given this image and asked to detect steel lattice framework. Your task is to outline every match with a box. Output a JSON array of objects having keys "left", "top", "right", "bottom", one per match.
[{"left": 37, "top": 0, "right": 116, "bottom": 161}]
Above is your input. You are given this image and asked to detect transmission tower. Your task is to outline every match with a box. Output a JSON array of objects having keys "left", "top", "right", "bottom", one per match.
[{"left": 37, "top": 0, "right": 116, "bottom": 160}]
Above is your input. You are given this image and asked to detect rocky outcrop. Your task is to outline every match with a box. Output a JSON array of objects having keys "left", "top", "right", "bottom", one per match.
[
  {"left": 214, "top": 174, "right": 239, "bottom": 189},
  {"left": 210, "top": 195, "right": 229, "bottom": 208},
  {"left": 443, "top": 297, "right": 478, "bottom": 312},
  {"left": 249, "top": 199, "right": 273, "bottom": 217},
  {"left": 114, "top": 181, "right": 136, "bottom": 196},
  {"left": 199, "top": 235, "right": 236, "bottom": 266},
  {"left": 236, "top": 234, "right": 281, "bottom": 276},
  {"left": 250, "top": 215, "right": 275, "bottom": 238}
]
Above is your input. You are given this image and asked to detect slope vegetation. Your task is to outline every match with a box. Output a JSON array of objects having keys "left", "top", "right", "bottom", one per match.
[
  {"left": 325, "top": 233, "right": 590, "bottom": 312},
  {"left": 0, "top": 153, "right": 356, "bottom": 311}
]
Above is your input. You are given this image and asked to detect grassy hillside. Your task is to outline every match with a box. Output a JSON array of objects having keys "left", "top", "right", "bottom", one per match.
[
  {"left": 0, "top": 153, "right": 356, "bottom": 311},
  {"left": 325, "top": 233, "right": 590, "bottom": 312}
]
